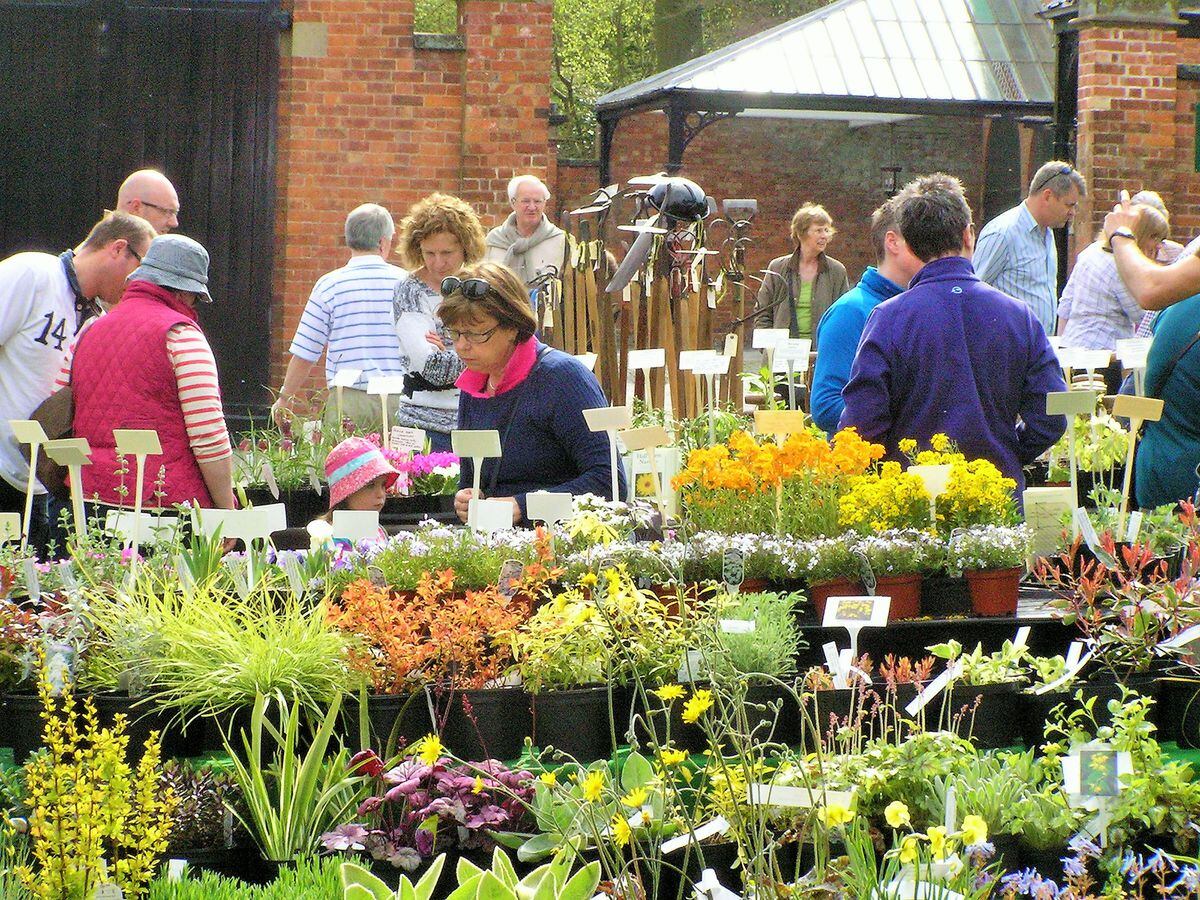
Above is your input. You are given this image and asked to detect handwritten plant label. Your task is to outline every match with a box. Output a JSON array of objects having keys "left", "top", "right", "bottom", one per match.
[
  {"left": 390, "top": 426, "right": 426, "bottom": 454},
  {"left": 660, "top": 816, "right": 730, "bottom": 854},
  {"left": 23, "top": 558, "right": 40, "bottom": 601}
]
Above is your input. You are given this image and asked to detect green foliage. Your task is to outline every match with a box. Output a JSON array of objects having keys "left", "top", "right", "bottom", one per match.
[
  {"left": 414, "top": 0, "right": 457, "bottom": 33},
  {"left": 445, "top": 847, "right": 600, "bottom": 900},
  {"left": 148, "top": 855, "right": 341, "bottom": 898},
  {"left": 339, "top": 854, "right": 445, "bottom": 900},
  {"left": 710, "top": 591, "right": 803, "bottom": 681}
]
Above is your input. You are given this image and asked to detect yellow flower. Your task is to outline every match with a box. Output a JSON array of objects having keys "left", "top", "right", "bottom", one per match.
[
  {"left": 884, "top": 800, "right": 911, "bottom": 829},
  {"left": 413, "top": 734, "right": 443, "bottom": 766},
  {"left": 539, "top": 771, "right": 557, "bottom": 787},
  {"left": 898, "top": 438, "right": 917, "bottom": 455},
  {"left": 931, "top": 433, "right": 950, "bottom": 452},
  {"left": 926, "top": 825, "right": 949, "bottom": 860},
  {"left": 961, "top": 814, "right": 988, "bottom": 846},
  {"left": 659, "top": 747, "right": 688, "bottom": 767},
  {"left": 472, "top": 776, "right": 484, "bottom": 795},
  {"left": 611, "top": 814, "right": 632, "bottom": 847},
  {"left": 653, "top": 684, "right": 685, "bottom": 703},
  {"left": 621, "top": 787, "right": 648, "bottom": 808},
  {"left": 580, "top": 572, "right": 598, "bottom": 589},
  {"left": 821, "top": 802, "right": 854, "bottom": 828},
  {"left": 899, "top": 835, "right": 921, "bottom": 865},
  {"left": 681, "top": 689, "right": 714, "bottom": 724},
  {"left": 581, "top": 769, "right": 605, "bottom": 803}
]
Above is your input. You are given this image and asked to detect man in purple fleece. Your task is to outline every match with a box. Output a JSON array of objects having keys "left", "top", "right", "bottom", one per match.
[{"left": 838, "top": 173, "right": 1067, "bottom": 493}]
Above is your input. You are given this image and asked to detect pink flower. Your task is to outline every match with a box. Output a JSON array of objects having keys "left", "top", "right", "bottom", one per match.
[
  {"left": 238, "top": 438, "right": 251, "bottom": 452},
  {"left": 320, "top": 823, "right": 369, "bottom": 852},
  {"left": 280, "top": 438, "right": 294, "bottom": 452}
]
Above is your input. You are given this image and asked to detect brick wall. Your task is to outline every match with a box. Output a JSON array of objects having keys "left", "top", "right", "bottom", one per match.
[
  {"left": 566, "top": 110, "right": 987, "bottom": 336},
  {"left": 269, "top": 0, "right": 553, "bottom": 390}
]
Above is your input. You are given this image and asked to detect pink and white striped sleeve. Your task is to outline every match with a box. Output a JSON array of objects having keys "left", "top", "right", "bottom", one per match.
[{"left": 166, "top": 324, "right": 232, "bottom": 462}]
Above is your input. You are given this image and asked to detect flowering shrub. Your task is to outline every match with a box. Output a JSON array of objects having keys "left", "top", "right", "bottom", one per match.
[
  {"left": 321, "top": 744, "right": 533, "bottom": 869},
  {"left": 838, "top": 461, "right": 932, "bottom": 533},
  {"left": 946, "top": 525, "right": 1030, "bottom": 573}
]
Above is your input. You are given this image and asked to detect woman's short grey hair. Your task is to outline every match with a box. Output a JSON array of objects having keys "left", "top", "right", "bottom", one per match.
[
  {"left": 507, "top": 175, "right": 551, "bottom": 204},
  {"left": 344, "top": 203, "right": 395, "bottom": 251}
]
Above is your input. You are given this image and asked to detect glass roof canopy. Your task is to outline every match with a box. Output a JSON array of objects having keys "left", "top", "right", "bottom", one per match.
[{"left": 596, "top": 0, "right": 1056, "bottom": 119}]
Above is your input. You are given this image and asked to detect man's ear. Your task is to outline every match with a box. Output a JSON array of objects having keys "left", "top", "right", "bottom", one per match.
[{"left": 962, "top": 224, "right": 976, "bottom": 257}]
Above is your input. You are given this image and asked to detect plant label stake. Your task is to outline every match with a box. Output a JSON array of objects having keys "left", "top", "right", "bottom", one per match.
[
  {"left": 0, "top": 513, "right": 18, "bottom": 544},
  {"left": 583, "top": 405, "right": 632, "bottom": 503},
  {"left": 44, "top": 438, "right": 92, "bottom": 540},
  {"left": 822, "top": 641, "right": 849, "bottom": 689},
  {"left": 619, "top": 425, "right": 670, "bottom": 518},
  {"left": 1071, "top": 349, "right": 1112, "bottom": 392},
  {"left": 944, "top": 784, "right": 957, "bottom": 832},
  {"left": 908, "top": 463, "right": 952, "bottom": 530},
  {"left": 694, "top": 354, "right": 732, "bottom": 444},
  {"left": 627, "top": 348, "right": 667, "bottom": 413},
  {"left": 367, "top": 375, "right": 406, "bottom": 438},
  {"left": 772, "top": 338, "right": 811, "bottom": 411},
  {"left": 526, "top": 490, "right": 574, "bottom": 526},
  {"left": 330, "top": 368, "right": 363, "bottom": 425},
  {"left": 9, "top": 419, "right": 48, "bottom": 549},
  {"left": 390, "top": 426, "right": 426, "bottom": 455},
  {"left": 722, "top": 547, "right": 745, "bottom": 594},
  {"left": 905, "top": 661, "right": 963, "bottom": 717},
  {"left": 1063, "top": 741, "right": 1131, "bottom": 848},
  {"left": 1112, "top": 394, "right": 1164, "bottom": 535},
  {"left": 693, "top": 868, "right": 742, "bottom": 900},
  {"left": 1115, "top": 337, "right": 1152, "bottom": 395},
  {"left": 1046, "top": 390, "right": 1099, "bottom": 536},
  {"left": 823, "top": 595, "right": 889, "bottom": 663},
  {"left": 1034, "top": 646, "right": 1093, "bottom": 695},
  {"left": 451, "top": 430, "right": 502, "bottom": 523},
  {"left": 1022, "top": 486, "right": 1075, "bottom": 558},
  {"left": 114, "top": 429, "right": 163, "bottom": 574},
  {"left": 660, "top": 816, "right": 730, "bottom": 854},
  {"left": 331, "top": 510, "right": 381, "bottom": 543},
  {"left": 469, "top": 498, "right": 515, "bottom": 533},
  {"left": 754, "top": 409, "right": 808, "bottom": 533},
  {"left": 680, "top": 349, "right": 716, "bottom": 418},
  {"left": 93, "top": 884, "right": 124, "bottom": 900}
]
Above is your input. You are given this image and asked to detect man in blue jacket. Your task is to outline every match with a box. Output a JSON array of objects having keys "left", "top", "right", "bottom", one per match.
[
  {"left": 839, "top": 173, "right": 1066, "bottom": 493},
  {"left": 810, "top": 186, "right": 925, "bottom": 434}
]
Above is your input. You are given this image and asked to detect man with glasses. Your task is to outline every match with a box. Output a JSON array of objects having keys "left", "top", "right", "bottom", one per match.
[
  {"left": 973, "top": 161, "right": 1086, "bottom": 336},
  {"left": 0, "top": 211, "right": 155, "bottom": 551},
  {"left": 116, "top": 169, "right": 181, "bottom": 234}
]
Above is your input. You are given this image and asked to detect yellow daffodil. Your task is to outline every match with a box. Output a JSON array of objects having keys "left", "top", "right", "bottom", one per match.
[
  {"left": 581, "top": 769, "right": 606, "bottom": 803},
  {"left": 611, "top": 814, "right": 632, "bottom": 847},
  {"left": 926, "top": 826, "right": 949, "bottom": 860},
  {"left": 659, "top": 747, "right": 688, "bottom": 767},
  {"left": 961, "top": 814, "right": 988, "bottom": 846},
  {"left": 621, "top": 787, "right": 648, "bottom": 808},
  {"left": 884, "top": 800, "right": 911, "bottom": 829},
  {"left": 413, "top": 734, "right": 443, "bottom": 766},
  {"left": 539, "top": 771, "right": 557, "bottom": 787},
  {"left": 821, "top": 802, "right": 854, "bottom": 828},
  {"left": 472, "top": 776, "right": 484, "bottom": 795},
  {"left": 653, "top": 684, "right": 685, "bottom": 703},
  {"left": 899, "top": 835, "right": 921, "bottom": 865},
  {"left": 681, "top": 689, "right": 714, "bottom": 724}
]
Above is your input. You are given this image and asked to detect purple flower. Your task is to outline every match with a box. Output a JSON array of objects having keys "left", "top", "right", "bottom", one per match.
[
  {"left": 965, "top": 841, "right": 995, "bottom": 865},
  {"left": 320, "top": 823, "right": 369, "bottom": 852},
  {"left": 1067, "top": 835, "right": 1101, "bottom": 860},
  {"left": 1061, "top": 855, "right": 1086, "bottom": 878},
  {"left": 1167, "top": 866, "right": 1200, "bottom": 893}
]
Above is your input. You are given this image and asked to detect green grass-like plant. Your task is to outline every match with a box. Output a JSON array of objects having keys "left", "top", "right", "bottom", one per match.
[
  {"left": 711, "top": 591, "right": 804, "bottom": 681},
  {"left": 148, "top": 855, "right": 341, "bottom": 898}
]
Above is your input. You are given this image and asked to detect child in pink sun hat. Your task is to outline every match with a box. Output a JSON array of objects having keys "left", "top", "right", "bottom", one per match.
[{"left": 325, "top": 436, "right": 401, "bottom": 513}]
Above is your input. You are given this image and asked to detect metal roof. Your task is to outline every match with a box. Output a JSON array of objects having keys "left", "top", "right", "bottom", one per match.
[{"left": 596, "top": 0, "right": 1056, "bottom": 117}]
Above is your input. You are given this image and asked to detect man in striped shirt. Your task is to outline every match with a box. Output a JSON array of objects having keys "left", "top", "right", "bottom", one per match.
[
  {"left": 973, "top": 161, "right": 1086, "bottom": 336},
  {"left": 273, "top": 204, "right": 409, "bottom": 431}
]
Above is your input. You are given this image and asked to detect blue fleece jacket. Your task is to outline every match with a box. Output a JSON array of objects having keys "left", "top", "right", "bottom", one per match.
[
  {"left": 458, "top": 343, "right": 626, "bottom": 516},
  {"left": 838, "top": 256, "right": 1067, "bottom": 493},
  {"left": 811, "top": 266, "right": 906, "bottom": 435}
]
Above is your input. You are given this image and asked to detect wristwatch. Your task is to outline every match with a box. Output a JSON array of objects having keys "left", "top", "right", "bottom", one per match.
[{"left": 1105, "top": 227, "right": 1136, "bottom": 251}]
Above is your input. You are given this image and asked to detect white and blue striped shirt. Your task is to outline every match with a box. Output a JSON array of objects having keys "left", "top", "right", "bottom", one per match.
[
  {"left": 288, "top": 255, "right": 409, "bottom": 390},
  {"left": 973, "top": 201, "right": 1057, "bottom": 336}
]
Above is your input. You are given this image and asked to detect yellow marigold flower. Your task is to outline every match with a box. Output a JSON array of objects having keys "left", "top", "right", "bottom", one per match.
[
  {"left": 961, "top": 814, "right": 988, "bottom": 846},
  {"left": 821, "top": 802, "right": 854, "bottom": 828},
  {"left": 413, "top": 734, "right": 443, "bottom": 765},
  {"left": 539, "top": 771, "right": 557, "bottom": 787},
  {"left": 681, "top": 689, "right": 714, "bottom": 724},
  {"left": 621, "top": 787, "right": 648, "bottom": 808},
  {"left": 885, "top": 800, "right": 911, "bottom": 829},
  {"left": 653, "top": 684, "right": 685, "bottom": 703},
  {"left": 659, "top": 747, "right": 688, "bottom": 767},
  {"left": 611, "top": 813, "right": 632, "bottom": 847},
  {"left": 899, "top": 835, "right": 921, "bottom": 865},
  {"left": 926, "top": 825, "right": 949, "bottom": 860},
  {"left": 580, "top": 572, "right": 598, "bottom": 589},
  {"left": 581, "top": 769, "right": 605, "bottom": 802}
]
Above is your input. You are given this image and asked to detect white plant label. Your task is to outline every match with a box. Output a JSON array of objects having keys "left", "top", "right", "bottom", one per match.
[
  {"left": 390, "top": 426, "right": 426, "bottom": 454},
  {"left": 93, "top": 886, "right": 124, "bottom": 900},
  {"left": 905, "top": 661, "right": 964, "bottom": 716},
  {"left": 167, "top": 859, "right": 188, "bottom": 882},
  {"left": 661, "top": 816, "right": 730, "bottom": 854},
  {"left": 822, "top": 641, "right": 848, "bottom": 690},
  {"left": 692, "top": 869, "right": 742, "bottom": 900},
  {"left": 1074, "top": 508, "right": 1103, "bottom": 556},
  {"left": 0, "top": 513, "right": 19, "bottom": 543},
  {"left": 23, "top": 558, "right": 40, "bottom": 600},
  {"left": 678, "top": 648, "right": 705, "bottom": 683},
  {"left": 469, "top": 498, "right": 514, "bottom": 533},
  {"left": 331, "top": 510, "right": 381, "bottom": 543},
  {"left": 628, "top": 348, "right": 666, "bottom": 370},
  {"left": 751, "top": 327, "right": 788, "bottom": 350},
  {"left": 1034, "top": 648, "right": 1094, "bottom": 695},
  {"left": 261, "top": 459, "right": 280, "bottom": 499},
  {"left": 1126, "top": 510, "right": 1143, "bottom": 543},
  {"left": 525, "top": 491, "right": 574, "bottom": 525},
  {"left": 331, "top": 368, "right": 363, "bottom": 388},
  {"left": 773, "top": 338, "right": 811, "bottom": 367},
  {"left": 583, "top": 405, "right": 632, "bottom": 432},
  {"left": 1160, "top": 623, "right": 1200, "bottom": 650},
  {"left": 1115, "top": 337, "right": 1151, "bottom": 370},
  {"left": 1014, "top": 626, "right": 1031, "bottom": 651},
  {"left": 366, "top": 375, "right": 406, "bottom": 396},
  {"left": 823, "top": 595, "right": 890, "bottom": 629},
  {"left": 679, "top": 349, "right": 716, "bottom": 371},
  {"left": 1063, "top": 741, "right": 1132, "bottom": 806},
  {"left": 719, "top": 619, "right": 756, "bottom": 634}
]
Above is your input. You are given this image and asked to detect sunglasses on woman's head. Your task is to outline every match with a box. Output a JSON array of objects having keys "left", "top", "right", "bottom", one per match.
[{"left": 440, "top": 276, "right": 493, "bottom": 299}]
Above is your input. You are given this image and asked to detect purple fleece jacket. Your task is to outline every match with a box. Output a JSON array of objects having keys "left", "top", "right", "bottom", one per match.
[{"left": 838, "top": 255, "right": 1067, "bottom": 492}]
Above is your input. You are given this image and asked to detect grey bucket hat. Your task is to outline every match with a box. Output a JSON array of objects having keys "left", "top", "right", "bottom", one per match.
[{"left": 128, "top": 234, "right": 212, "bottom": 302}]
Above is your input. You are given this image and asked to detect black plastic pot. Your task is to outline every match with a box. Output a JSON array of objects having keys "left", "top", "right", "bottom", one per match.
[
  {"left": 435, "top": 687, "right": 532, "bottom": 761},
  {"left": 339, "top": 690, "right": 434, "bottom": 755},
  {"left": 1018, "top": 690, "right": 1071, "bottom": 750},
  {"left": 656, "top": 839, "right": 741, "bottom": 900},
  {"left": 2, "top": 693, "right": 46, "bottom": 763},
  {"left": 920, "top": 575, "right": 972, "bottom": 618},
  {"left": 1017, "top": 839, "right": 1069, "bottom": 878},
  {"left": 531, "top": 684, "right": 619, "bottom": 763},
  {"left": 1157, "top": 677, "right": 1200, "bottom": 747},
  {"left": 940, "top": 682, "right": 1021, "bottom": 749},
  {"left": 989, "top": 833, "right": 1023, "bottom": 872},
  {"left": 243, "top": 487, "right": 328, "bottom": 529},
  {"left": 739, "top": 682, "right": 801, "bottom": 748},
  {"left": 171, "top": 845, "right": 248, "bottom": 881}
]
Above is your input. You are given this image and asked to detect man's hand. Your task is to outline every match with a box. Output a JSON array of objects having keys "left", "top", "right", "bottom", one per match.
[
  {"left": 1103, "top": 190, "right": 1135, "bottom": 242},
  {"left": 425, "top": 330, "right": 446, "bottom": 351},
  {"left": 270, "top": 395, "right": 298, "bottom": 427}
]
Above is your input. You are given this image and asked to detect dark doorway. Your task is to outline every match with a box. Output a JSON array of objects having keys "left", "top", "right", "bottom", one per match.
[{"left": 0, "top": 0, "right": 281, "bottom": 411}]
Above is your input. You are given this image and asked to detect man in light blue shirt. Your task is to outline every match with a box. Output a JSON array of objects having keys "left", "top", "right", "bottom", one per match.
[
  {"left": 972, "top": 161, "right": 1085, "bottom": 335},
  {"left": 811, "top": 185, "right": 925, "bottom": 434}
]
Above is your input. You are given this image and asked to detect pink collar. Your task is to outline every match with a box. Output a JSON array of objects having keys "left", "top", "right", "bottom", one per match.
[{"left": 457, "top": 336, "right": 539, "bottom": 398}]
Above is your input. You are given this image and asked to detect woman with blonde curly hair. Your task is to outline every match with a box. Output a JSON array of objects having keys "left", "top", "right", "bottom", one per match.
[{"left": 393, "top": 193, "right": 487, "bottom": 450}]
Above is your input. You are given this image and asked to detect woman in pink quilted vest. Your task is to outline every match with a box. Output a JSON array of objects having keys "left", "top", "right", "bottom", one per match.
[{"left": 68, "top": 234, "right": 236, "bottom": 510}]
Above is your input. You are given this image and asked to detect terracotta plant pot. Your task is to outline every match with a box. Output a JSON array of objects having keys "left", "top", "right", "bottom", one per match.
[
  {"left": 965, "top": 567, "right": 1021, "bottom": 616},
  {"left": 874, "top": 573, "right": 921, "bottom": 621},
  {"left": 808, "top": 578, "right": 866, "bottom": 621}
]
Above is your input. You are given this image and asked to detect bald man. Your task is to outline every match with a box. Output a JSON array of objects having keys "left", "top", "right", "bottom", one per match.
[{"left": 116, "top": 169, "right": 180, "bottom": 233}]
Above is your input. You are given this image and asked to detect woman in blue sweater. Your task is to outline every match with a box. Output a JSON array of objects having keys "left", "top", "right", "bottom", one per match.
[{"left": 439, "top": 261, "right": 625, "bottom": 525}]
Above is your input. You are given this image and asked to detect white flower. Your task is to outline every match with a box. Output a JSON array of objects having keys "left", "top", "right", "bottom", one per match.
[{"left": 306, "top": 518, "right": 333, "bottom": 551}]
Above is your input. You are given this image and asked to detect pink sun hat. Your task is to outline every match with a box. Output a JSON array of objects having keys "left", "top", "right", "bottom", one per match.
[{"left": 325, "top": 437, "right": 400, "bottom": 509}]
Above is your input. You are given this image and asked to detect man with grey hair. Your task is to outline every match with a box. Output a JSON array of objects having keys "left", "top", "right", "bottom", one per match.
[
  {"left": 273, "top": 203, "right": 409, "bottom": 429},
  {"left": 972, "top": 160, "right": 1086, "bottom": 335},
  {"left": 485, "top": 174, "right": 566, "bottom": 285}
]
